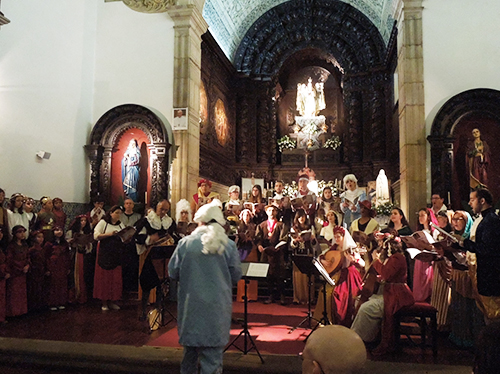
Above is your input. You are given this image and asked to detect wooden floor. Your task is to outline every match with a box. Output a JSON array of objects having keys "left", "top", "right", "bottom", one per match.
[{"left": 0, "top": 294, "right": 476, "bottom": 368}]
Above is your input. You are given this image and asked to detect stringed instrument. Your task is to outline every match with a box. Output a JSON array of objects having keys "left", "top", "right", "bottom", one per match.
[
  {"left": 355, "top": 250, "right": 382, "bottom": 314},
  {"left": 320, "top": 249, "right": 343, "bottom": 276}
]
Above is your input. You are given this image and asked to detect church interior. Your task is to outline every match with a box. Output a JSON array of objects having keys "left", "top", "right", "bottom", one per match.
[{"left": 1, "top": 0, "right": 500, "bottom": 373}]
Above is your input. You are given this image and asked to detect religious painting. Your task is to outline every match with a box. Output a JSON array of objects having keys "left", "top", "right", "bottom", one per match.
[
  {"left": 199, "top": 81, "right": 208, "bottom": 134},
  {"left": 214, "top": 98, "right": 229, "bottom": 146},
  {"left": 453, "top": 116, "right": 500, "bottom": 207},
  {"left": 110, "top": 127, "right": 150, "bottom": 205}
]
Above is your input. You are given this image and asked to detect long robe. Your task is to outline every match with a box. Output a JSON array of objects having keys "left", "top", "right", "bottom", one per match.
[
  {"left": 6, "top": 241, "right": 29, "bottom": 316},
  {"left": 0, "top": 250, "right": 7, "bottom": 322},
  {"left": 44, "top": 240, "right": 70, "bottom": 307},
  {"left": 168, "top": 230, "right": 241, "bottom": 347},
  {"left": 27, "top": 242, "right": 48, "bottom": 311}
]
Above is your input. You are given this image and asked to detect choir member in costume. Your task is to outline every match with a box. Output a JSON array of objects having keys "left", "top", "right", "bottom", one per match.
[
  {"left": 235, "top": 208, "right": 258, "bottom": 302},
  {"left": 412, "top": 208, "right": 436, "bottom": 302},
  {"left": 247, "top": 184, "right": 266, "bottom": 225},
  {"left": 168, "top": 203, "right": 241, "bottom": 374},
  {"left": 274, "top": 180, "right": 293, "bottom": 227},
  {"left": 340, "top": 174, "right": 366, "bottom": 229},
  {"left": 27, "top": 230, "right": 48, "bottom": 311},
  {"left": 120, "top": 198, "right": 142, "bottom": 293},
  {"left": 175, "top": 199, "right": 195, "bottom": 238},
  {"left": 388, "top": 207, "right": 414, "bottom": 291},
  {"left": 89, "top": 196, "right": 105, "bottom": 229},
  {"left": 255, "top": 204, "right": 288, "bottom": 304},
  {"left": 44, "top": 226, "right": 70, "bottom": 310},
  {"left": 431, "top": 211, "right": 453, "bottom": 330},
  {"left": 93, "top": 205, "right": 125, "bottom": 311},
  {"left": 66, "top": 215, "right": 93, "bottom": 304},
  {"left": 313, "top": 226, "right": 363, "bottom": 327},
  {"left": 0, "top": 232, "right": 8, "bottom": 323},
  {"left": 290, "top": 209, "right": 317, "bottom": 305},
  {"left": 223, "top": 185, "right": 242, "bottom": 219},
  {"left": 191, "top": 179, "right": 220, "bottom": 214},
  {"left": 292, "top": 171, "right": 317, "bottom": 220},
  {"left": 135, "top": 200, "right": 177, "bottom": 308},
  {"left": 7, "top": 193, "right": 29, "bottom": 239},
  {"left": 448, "top": 210, "right": 484, "bottom": 347},
  {"left": 351, "top": 232, "right": 414, "bottom": 355},
  {"left": 0, "top": 189, "right": 9, "bottom": 251},
  {"left": 23, "top": 197, "right": 37, "bottom": 238},
  {"left": 36, "top": 196, "right": 56, "bottom": 243},
  {"left": 319, "top": 210, "right": 339, "bottom": 244},
  {"left": 349, "top": 200, "right": 379, "bottom": 235},
  {"left": 52, "top": 197, "right": 67, "bottom": 232},
  {"left": 5, "top": 225, "right": 29, "bottom": 316}
]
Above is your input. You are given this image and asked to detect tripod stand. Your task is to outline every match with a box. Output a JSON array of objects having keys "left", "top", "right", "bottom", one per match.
[
  {"left": 289, "top": 254, "right": 320, "bottom": 333},
  {"left": 141, "top": 245, "right": 177, "bottom": 332},
  {"left": 225, "top": 275, "right": 264, "bottom": 363}
]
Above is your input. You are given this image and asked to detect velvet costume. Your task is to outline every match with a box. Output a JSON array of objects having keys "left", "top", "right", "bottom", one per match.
[{"left": 5, "top": 241, "right": 29, "bottom": 316}]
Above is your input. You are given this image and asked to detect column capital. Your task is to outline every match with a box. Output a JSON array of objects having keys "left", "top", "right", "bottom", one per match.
[
  {"left": 122, "top": 0, "right": 173, "bottom": 13},
  {"left": 167, "top": 4, "right": 208, "bottom": 36}
]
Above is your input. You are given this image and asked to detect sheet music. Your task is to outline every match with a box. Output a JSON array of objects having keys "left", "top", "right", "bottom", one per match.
[
  {"left": 313, "top": 258, "right": 336, "bottom": 287},
  {"left": 241, "top": 262, "right": 269, "bottom": 278}
]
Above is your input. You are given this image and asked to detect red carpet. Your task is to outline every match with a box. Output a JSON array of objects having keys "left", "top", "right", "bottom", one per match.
[{"left": 146, "top": 301, "right": 312, "bottom": 355}]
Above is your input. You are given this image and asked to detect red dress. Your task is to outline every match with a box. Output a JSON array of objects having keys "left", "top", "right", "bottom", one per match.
[
  {"left": 372, "top": 252, "right": 415, "bottom": 348},
  {"left": 6, "top": 241, "right": 30, "bottom": 316},
  {"left": 27, "top": 243, "right": 48, "bottom": 311},
  {"left": 44, "top": 240, "right": 70, "bottom": 307},
  {"left": 332, "top": 264, "right": 363, "bottom": 327}
]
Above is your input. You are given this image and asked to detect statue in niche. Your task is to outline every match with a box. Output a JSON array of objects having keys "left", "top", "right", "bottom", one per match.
[
  {"left": 296, "top": 77, "right": 325, "bottom": 117},
  {"left": 467, "top": 128, "right": 490, "bottom": 188},
  {"left": 122, "top": 139, "right": 141, "bottom": 202}
]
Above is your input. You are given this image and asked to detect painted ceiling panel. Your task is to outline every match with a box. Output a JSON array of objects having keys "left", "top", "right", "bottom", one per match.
[{"left": 202, "top": 0, "right": 395, "bottom": 63}]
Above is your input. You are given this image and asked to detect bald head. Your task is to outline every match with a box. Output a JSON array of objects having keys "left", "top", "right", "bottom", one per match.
[{"left": 302, "top": 325, "right": 366, "bottom": 374}]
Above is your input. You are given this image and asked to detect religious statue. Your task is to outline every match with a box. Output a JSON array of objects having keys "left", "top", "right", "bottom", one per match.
[
  {"left": 296, "top": 77, "right": 326, "bottom": 117},
  {"left": 122, "top": 139, "right": 141, "bottom": 202},
  {"left": 375, "top": 169, "right": 390, "bottom": 206},
  {"left": 467, "top": 128, "right": 490, "bottom": 188}
]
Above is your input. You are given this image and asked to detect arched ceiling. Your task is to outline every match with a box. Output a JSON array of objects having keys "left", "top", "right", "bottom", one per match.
[{"left": 202, "top": 0, "right": 396, "bottom": 63}]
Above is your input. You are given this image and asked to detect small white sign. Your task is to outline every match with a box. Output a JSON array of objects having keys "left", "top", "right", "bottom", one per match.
[{"left": 172, "top": 108, "right": 188, "bottom": 130}]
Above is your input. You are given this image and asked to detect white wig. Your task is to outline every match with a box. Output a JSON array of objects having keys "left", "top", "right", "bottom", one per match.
[
  {"left": 192, "top": 202, "right": 228, "bottom": 255},
  {"left": 343, "top": 174, "right": 358, "bottom": 188},
  {"left": 175, "top": 199, "right": 192, "bottom": 223}
]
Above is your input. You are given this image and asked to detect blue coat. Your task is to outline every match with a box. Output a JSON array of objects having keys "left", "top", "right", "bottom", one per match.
[{"left": 168, "top": 231, "right": 242, "bottom": 347}]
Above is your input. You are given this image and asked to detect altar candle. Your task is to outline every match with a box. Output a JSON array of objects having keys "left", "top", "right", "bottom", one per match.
[
  {"left": 145, "top": 191, "right": 148, "bottom": 205},
  {"left": 448, "top": 191, "right": 451, "bottom": 206}
]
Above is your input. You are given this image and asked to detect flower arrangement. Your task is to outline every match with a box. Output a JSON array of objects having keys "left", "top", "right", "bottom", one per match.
[
  {"left": 301, "top": 121, "right": 320, "bottom": 135},
  {"left": 323, "top": 136, "right": 342, "bottom": 150},
  {"left": 375, "top": 201, "right": 394, "bottom": 217},
  {"left": 277, "top": 135, "right": 297, "bottom": 152},
  {"left": 282, "top": 181, "right": 298, "bottom": 197}
]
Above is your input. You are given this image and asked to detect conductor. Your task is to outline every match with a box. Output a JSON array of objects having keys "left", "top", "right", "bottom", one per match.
[{"left": 168, "top": 201, "right": 242, "bottom": 374}]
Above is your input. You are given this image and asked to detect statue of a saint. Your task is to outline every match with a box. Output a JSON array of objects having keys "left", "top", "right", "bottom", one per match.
[
  {"left": 122, "top": 139, "right": 141, "bottom": 201},
  {"left": 467, "top": 128, "right": 490, "bottom": 188},
  {"left": 296, "top": 77, "right": 325, "bottom": 117}
]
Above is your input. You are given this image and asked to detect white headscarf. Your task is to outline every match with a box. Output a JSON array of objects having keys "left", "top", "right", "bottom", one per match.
[
  {"left": 192, "top": 202, "right": 228, "bottom": 255},
  {"left": 341, "top": 228, "right": 357, "bottom": 252}
]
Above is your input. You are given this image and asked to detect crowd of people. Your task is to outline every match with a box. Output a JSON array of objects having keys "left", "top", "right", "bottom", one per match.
[{"left": 0, "top": 173, "right": 498, "bottom": 372}]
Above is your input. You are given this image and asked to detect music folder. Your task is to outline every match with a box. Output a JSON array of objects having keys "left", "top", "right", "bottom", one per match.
[{"left": 241, "top": 262, "right": 269, "bottom": 279}]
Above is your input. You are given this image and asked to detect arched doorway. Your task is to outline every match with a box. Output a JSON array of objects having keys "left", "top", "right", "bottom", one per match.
[{"left": 428, "top": 89, "right": 500, "bottom": 209}]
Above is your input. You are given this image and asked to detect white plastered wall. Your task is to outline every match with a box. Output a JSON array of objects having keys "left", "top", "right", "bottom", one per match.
[
  {"left": 422, "top": 0, "right": 500, "bottom": 197},
  {"left": 0, "top": 0, "right": 175, "bottom": 203}
]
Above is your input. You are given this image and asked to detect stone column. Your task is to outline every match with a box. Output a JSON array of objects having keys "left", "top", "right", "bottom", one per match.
[
  {"left": 397, "top": 0, "right": 426, "bottom": 227},
  {"left": 167, "top": 5, "right": 208, "bottom": 207}
]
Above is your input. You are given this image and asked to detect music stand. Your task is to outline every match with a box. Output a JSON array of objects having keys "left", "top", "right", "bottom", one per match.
[
  {"left": 140, "top": 244, "right": 177, "bottom": 332},
  {"left": 289, "top": 252, "right": 321, "bottom": 333},
  {"left": 225, "top": 262, "right": 268, "bottom": 364},
  {"left": 305, "top": 258, "right": 336, "bottom": 339}
]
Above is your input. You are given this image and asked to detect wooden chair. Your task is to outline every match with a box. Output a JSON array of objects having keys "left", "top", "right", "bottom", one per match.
[{"left": 394, "top": 302, "right": 438, "bottom": 357}]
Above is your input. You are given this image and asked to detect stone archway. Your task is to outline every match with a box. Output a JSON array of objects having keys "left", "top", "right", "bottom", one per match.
[
  {"left": 428, "top": 89, "right": 500, "bottom": 208},
  {"left": 85, "top": 104, "right": 171, "bottom": 206}
]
